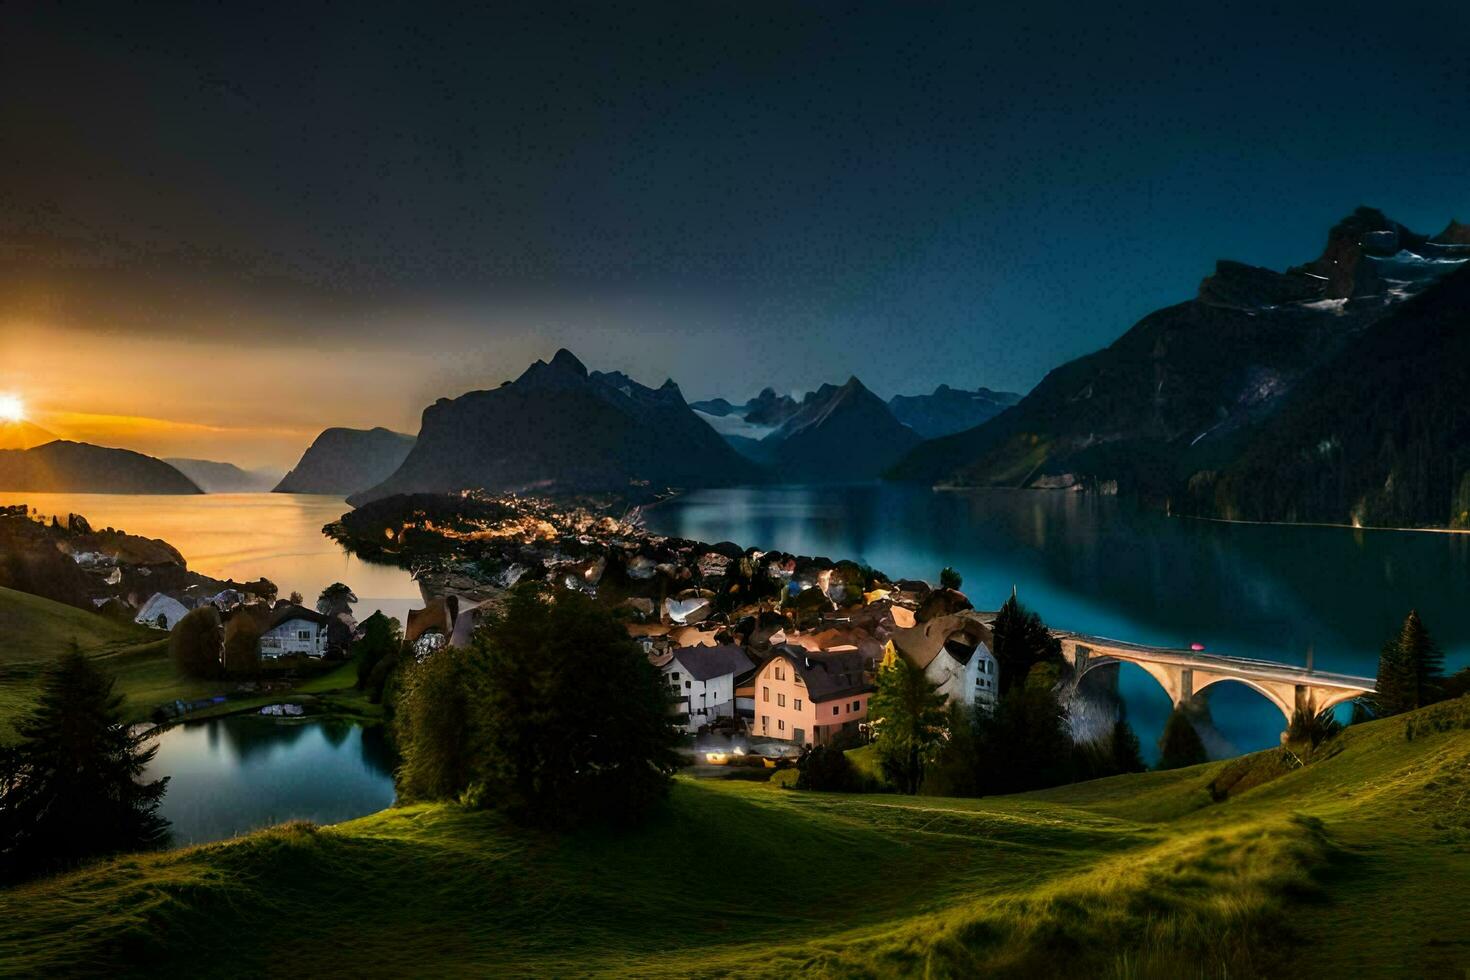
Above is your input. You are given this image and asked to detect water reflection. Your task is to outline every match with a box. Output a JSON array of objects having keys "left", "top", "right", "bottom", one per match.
[
  {"left": 148, "top": 715, "right": 397, "bottom": 846},
  {"left": 0, "top": 491, "right": 421, "bottom": 623},
  {"left": 646, "top": 484, "right": 1470, "bottom": 760}
]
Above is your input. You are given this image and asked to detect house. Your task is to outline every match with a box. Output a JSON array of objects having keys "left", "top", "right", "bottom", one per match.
[
  {"left": 753, "top": 644, "right": 874, "bottom": 745},
  {"left": 135, "top": 592, "right": 192, "bottom": 630},
  {"left": 258, "top": 603, "right": 331, "bottom": 659},
  {"left": 661, "top": 644, "right": 755, "bottom": 732},
  {"left": 883, "top": 612, "right": 999, "bottom": 711}
]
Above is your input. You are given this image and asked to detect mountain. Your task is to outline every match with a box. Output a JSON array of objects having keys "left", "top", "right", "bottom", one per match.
[
  {"left": 0, "top": 420, "right": 59, "bottom": 451},
  {"left": 887, "top": 385, "right": 1022, "bottom": 439},
  {"left": 348, "top": 349, "right": 763, "bottom": 504},
  {"left": 1180, "top": 260, "right": 1470, "bottom": 527},
  {"left": 0, "top": 441, "right": 201, "bottom": 494},
  {"left": 890, "top": 207, "right": 1470, "bottom": 500},
  {"left": 164, "top": 458, "right": 281, "bottom": 492},
  {"left": 274, "top": 428, "right": 417, "bottom": 496},
  {"left": 760, "top": 377, "right": 921, "bottom": 480}
]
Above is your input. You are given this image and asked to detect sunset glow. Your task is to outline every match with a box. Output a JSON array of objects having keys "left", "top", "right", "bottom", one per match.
[{"left": 0, "top": 394, "right": 24, "bottom": 423}]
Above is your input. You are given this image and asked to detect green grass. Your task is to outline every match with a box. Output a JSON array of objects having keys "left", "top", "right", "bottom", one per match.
[
  {"left": 0, "top": 589, "right": 377, "bottom": 739},
  {"left": 0, "top": 585, "right": 158, "bottom": 664},
  {"left": 4, "top": 696, "right": 1470, "bottom": 976}
]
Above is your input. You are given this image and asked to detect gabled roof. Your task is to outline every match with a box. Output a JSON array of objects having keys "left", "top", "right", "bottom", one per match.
[
  {"left": 764, "top": 644, "right": 872, "bottom": 702},
  {"left": 265, "top": 603, "right": 330, "bottom": 632},
  {"left": 669, "top": 644, "right": 754, "bottom": 682},
  {"left": 888, "top": 612, "right": 993, "bottom": 670}
]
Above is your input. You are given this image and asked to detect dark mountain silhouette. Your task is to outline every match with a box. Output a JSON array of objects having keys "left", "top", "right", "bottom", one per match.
[
  {"left": 349, "top": 349, "right": 762, "bottom": 504},
  {"left": 274, "top": 428, "right": 417, "bottom": 496},
  {"left": 165, "top": 458, "right": 281, "bottom": 493},
  {"left": 761, "top": 377, "right": 920, "bottom": 481},
  {"left": 890, "top": 208, "right": 1470, "bottom": 502},
  {"left": 887, "top": 385, "right": 1022, "bottom": 439},
  {"left": 1181, "top": 261, "right": 1470, "bottom": 527},
  {"left": 0, "top": 441, "right": 201, "bottom": 494}
]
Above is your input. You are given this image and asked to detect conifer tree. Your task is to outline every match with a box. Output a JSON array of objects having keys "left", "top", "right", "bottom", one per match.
[
  {"left": 1157, "top": 707, "right": 1208, "bottom": 770},
  {"left": 0, "top": 650, "right": 169, "bottom": 881},
  {"left": 1374, "top": 610, "right": 1445, "bottom": 716},
  {"left": 871, "top": 652, "right": 948, "bottom": 794}
]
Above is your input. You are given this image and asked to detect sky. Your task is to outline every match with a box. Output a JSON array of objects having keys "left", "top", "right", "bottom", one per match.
[{"left": 2, "top": 1, "right": 1468, "bottom": 468}]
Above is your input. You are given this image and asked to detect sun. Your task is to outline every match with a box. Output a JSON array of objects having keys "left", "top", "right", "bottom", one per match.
[{"left": 0, "top": 394, "right": 25, "bottom": 423}]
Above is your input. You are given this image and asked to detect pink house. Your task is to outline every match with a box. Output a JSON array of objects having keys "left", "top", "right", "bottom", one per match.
[{"left": 753, "top": 644, "right": 874, "bottom": 745}]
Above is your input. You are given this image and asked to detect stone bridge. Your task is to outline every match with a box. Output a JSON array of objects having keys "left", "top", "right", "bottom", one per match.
[{"left": 1054, "top": 632, "right": 1375, "bottom": 725}]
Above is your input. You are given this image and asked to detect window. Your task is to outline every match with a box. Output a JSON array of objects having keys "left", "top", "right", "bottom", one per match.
[
  {"left": 852, "top": 700, "right": 860, "bottom": 712},
  {"left": 763, "top": 686, "right": 770, "bottom": 702},
  {"left": 671, "top": 672, "right": 681, "bottom": 681},
  {"left": 775, "top": 665, "right": 785, "bottom": 681},
  {"left": 761, "top": 715, "right": 769, "bottom": 731},
  {"left": 794, "top": 699, "right": 802, "bottom": 710},
  {"left": 778, "top": 719, "right": 785, "bottom": 731},
  {"left": 832, "top": 706, "right": 839, "bottom": 716},
  {"left": 297, "top": 630, "right": 311, "bottom": 641},
  {"left": 777, "top": 693, "right": 786, "bottom": 707},
  {"left": 685, "top": 681, "right": 692, "bottom": 689},
  {"left": 794, "top": 673, "right": 804, "bottom": 685}
]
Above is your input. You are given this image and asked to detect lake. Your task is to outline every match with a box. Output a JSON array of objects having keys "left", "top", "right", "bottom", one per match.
[
  {"left": 645, "top": 484, "right": 1470, "bottom": 761},
  {"left": 147, "top": 715, "right": 396, "bottom": 846},
  {"left": 0, "top": 492, "right": 422, "bottom": 624}
]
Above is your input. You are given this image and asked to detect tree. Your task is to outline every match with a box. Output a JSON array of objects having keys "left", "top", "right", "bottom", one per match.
[
  {"left": 222, "top": 614, "right": 261, "bottom": 674},
  {"left": 317, "top": 582, "right": 358, "bottom": 619},
  {"left": 1287, "top": 706, "right": 1342, "bottom": 752},
  {"left": 1108, "top": 717, "right": 1146, "bottom": 774},
  {"left": 870, "top": 651, "right": 947, "bottom": 794},
  {"left": 287, "top": 590, "right": 304, "bottom": 606},
  {"left": 939, "top": 566, "right": 963, "bottom": 591},
  {"left": 923, "top": 702, "right": 983, "bottom": 796},
  {"left": 395, "top": 586, "right": 681, "bottom": 827},
  {"left": 1373, "top": 610, "right": 1445, "bottom": 716},
  {"left": 1157, "top": 708, "right": 1208, "bottom": 770},
  {"left": 169, "top": 605, "right": 222, "bottom": 678},
  {"left": 0, "top": 649, "right": 169, "bottom": 881},
  {"left": 795, "top": 744, "right": 858, "bottom": 792},
  {"left": 354, "top": 611, "right": 403, "bottom": 691},
  {"left": 989, "top": 593, "right": 1063, "bottom": 695},
  {"left": 975, "top": 664, "right": 1075, "bottom": 794}
]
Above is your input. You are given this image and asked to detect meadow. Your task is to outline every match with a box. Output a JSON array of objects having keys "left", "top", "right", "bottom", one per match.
[{"left": 2, "top": 689, "right": 1467, "bottom": 977}]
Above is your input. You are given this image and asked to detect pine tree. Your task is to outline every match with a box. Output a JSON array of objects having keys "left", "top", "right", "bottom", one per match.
[
  {"left": 1157, "top": 708, "right": 1208, "bottom": 770},
  {"left": 871, "top": 652, "right": 948, "bottom": 794},
  {"left": 1109, "top": 717, "right": 1146, "bottom": 774},
  {"left": 0, "top": 649, "right": 169, "bottom": 881},
  {"left": 1374, "top": 610, "right": 1445, "bottom": 716},
  {"left": 990, "top": 594, "right": 1063, "bottom": 695}
]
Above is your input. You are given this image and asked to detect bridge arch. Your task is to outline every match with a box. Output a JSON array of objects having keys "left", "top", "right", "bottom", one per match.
[{"left": 1192, "top": 674, "right": 1293, "bottom": 722}]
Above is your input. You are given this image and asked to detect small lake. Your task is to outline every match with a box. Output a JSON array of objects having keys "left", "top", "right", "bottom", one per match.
[
  {"left": 646, "top": 484, "right": 1470, "bottom": 761},
  {"left": 147, "top": 715, "right": 397, "bottom": 846},
  {"left": 0, "top": 491, "right": 422, "bottom": 624}
]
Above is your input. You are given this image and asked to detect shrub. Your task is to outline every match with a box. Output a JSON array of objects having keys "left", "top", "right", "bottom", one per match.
[
  {"left": 795, "top": 744, "right": 858, "bottom": 791},
  {"left": 169, "top": 605, "right": 222, "bottom": 678}
]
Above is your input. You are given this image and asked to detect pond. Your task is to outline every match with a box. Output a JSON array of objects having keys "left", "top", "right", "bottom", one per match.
[{"left": 146, "top": 715, "right": 397, "bottom": 847}]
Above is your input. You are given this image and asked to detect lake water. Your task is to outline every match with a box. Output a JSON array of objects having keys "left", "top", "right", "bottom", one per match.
[
  {"left": 0, "top": 492, "right": 422, "bottom": 624},
  {"left": 147, "top": 715, "right": 396, "bottom": 846},
  {"left": 645, "top": 484, "right": 1470, "bottom": 761}
]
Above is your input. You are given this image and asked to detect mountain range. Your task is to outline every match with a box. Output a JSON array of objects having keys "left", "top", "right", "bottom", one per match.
[
  {"left": 0, "top": 441, "right": 202, "bottom": 494},
  {"left": 889, "top": 207, "right": 1470, "bottom": 527},
  {"left": 348, "top": 350, "right": 761, "bottom": 504},
  {"left": 165, "top": 458, "right": 281, "bottom": 493},
  {"left": 887, "top": 385, "right": 1021, "bottom": 439},
  {"left": 274, "top": 427, "right": 417, "bottom": 496}
]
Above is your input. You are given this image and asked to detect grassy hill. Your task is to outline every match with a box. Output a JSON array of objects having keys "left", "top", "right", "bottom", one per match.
[
  {"left": 0, "top": 585, "right": 157, "bottom": 664},
  {"left": 2, "top": 696, "right": 1468, "bottom": 977}
]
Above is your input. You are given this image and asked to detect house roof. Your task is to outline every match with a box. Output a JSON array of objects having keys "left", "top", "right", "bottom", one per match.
[
  {"left": 669, "top": 644, "right": 754, "bottom": 682},
  {"left": 888, "top": 612, "right": 993, "bottom": 670},
  {"left": 765, "top": 644, "right": 872, "bottom": 702},
  {"left": 265, "top": 603, "right": 330, "bottom": 632}
]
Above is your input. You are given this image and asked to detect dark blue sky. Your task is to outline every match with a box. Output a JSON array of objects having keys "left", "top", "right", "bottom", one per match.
[{"left": 4, "top": 0, "right": 1468, "bottom": 411}]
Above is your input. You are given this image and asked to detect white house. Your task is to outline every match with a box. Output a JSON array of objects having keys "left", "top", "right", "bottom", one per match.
[
  {"left": 884, "top": 612, "right": 999, "bottom": 712},
  {"left": 258, "top": 604, "right": 331, "bottom": 659},
  {"left": 135, "top": 592, "right": 192, "bottom": 631},
  {"left": 662, "top": 644, "right": 754, "bottom": 732}
]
